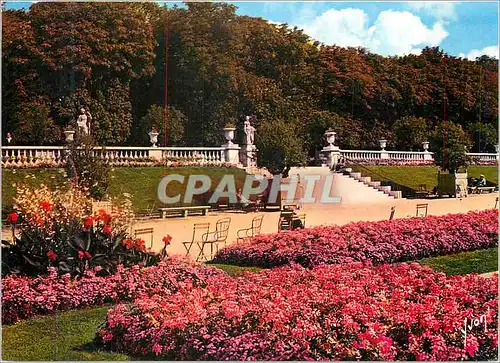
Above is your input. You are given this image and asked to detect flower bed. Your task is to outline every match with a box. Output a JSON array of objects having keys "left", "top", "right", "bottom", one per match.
[
  {"left": 1, "top": 258, "right": 224, "bottom": 325},
  {"left": 97, "top": 263, "right": 498, "bottom": 360},
  {"left": 343, "top": 158, "right": 435, "bottom": 166},
  {"left": 213, "top": 210, "right": 498, "bottom": 268}
]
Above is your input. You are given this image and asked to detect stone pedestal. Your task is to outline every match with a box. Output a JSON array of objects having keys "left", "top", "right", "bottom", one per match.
[
  {"left": 322, "top": 145, "right": 341, "bottom": 168},
  {"left": 240, "top": 144, "right": 257, "bottom": 167},
  {"left": 423, "top": 152, "right": 433, "bottom": 161},
  {"left": 149, "top": 149, "right": 162, "bottom": 161},
  {"left": 223, "top": 143, "right": 241, "bottom": 165}
]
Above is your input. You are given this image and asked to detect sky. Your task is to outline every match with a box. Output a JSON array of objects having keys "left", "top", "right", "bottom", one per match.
[{"left": 5, "top": 1, "right": 499, "bottom": 59}]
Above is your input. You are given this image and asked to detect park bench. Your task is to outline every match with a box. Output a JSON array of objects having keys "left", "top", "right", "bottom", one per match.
[
  {"left": 159, "top": 205, "right": 211, "bottom": 218},
  {"left": 477, "top": 186, "right": 496, "bottom": 194},
  {"left": 468, "top": 186, "right": 496, "bottom": 194}
]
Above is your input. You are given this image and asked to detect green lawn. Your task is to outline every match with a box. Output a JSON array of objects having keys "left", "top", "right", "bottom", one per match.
[
  {"left": 2, "top": 166, "right": 248, "bottom": 214},
  {"left": 351, "top": 165, "right": 498, "bottom": 191},
  {"left": 207, "top": 263, "right": 263, "bottom": 276},
  {"left": 2, "top": 307, "right": 128, "bottom": 361},
  {"left": 419, "top": 248, "right": 498, "bottom": 276}
]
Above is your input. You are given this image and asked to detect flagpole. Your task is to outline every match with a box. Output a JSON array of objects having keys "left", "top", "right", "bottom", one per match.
[{"left": 163, "top": 8, "right": 168, "bottom": 147}]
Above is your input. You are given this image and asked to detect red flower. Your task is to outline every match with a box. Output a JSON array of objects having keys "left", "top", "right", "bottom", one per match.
[
  {"left": 46, "top": 250, "right": 57, "bottom": 261},
  {"left": 83, "top": 216, "right": 95, "bottom": 229},
  {"left": 97, "top": 209, "right": 112, "bottom": 224},
  {"left": 122, "top": 239, "right": 134, "bottom": 249},
  {"left": 162, "top": 235, "right": 172, "bottom": 246},
  {"left": 102, "top": 224, "right": 112, "bottom": 235},
  {"left": 40, "top": 201, "right": 52, "bottom": 212},
  {"left": 78, "top": 250, "right": 85, "bottom": 260},
  {"left": 84, "top": 251, "right": 92, "bottom": 259},
  {"left": 135, "top": 239, "right": 146, "bottom": 252},
  {"left": 7, "top": 212, "right": 18, "bottom": 224}
]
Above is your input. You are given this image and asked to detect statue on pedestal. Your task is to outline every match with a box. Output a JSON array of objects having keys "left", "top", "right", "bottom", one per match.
[
  {"left": 76, "top": 107, "right": 92, "bottom": 135},
  {"left": 243, "top": 116, "right": 256, "bottom": 145}
]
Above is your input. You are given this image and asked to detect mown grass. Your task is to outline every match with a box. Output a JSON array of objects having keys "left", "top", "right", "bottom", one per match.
[
  {"left": 208, "top": 263, "right": 264, "bottom": 276},
  {"left": 419, "top": 247, "right": 498, "bottom": 276},
  {"left": 350, "top": 165, "right": 498, "bottom": 191},
  {"left": 2, "top": 166, "right": 248, "bottom": 214},
  {"left": 2, "top": 307, "right": 128, "bottom": 361}
]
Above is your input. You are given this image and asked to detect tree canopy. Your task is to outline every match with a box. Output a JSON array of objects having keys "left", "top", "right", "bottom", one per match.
[{"left": 2, "top": 2, "right": 498, "bottom": 161}]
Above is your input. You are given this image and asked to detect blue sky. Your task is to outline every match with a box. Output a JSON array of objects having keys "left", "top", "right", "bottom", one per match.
[{"left": 5, "top": 1, "right": 498, "bottom": 59}]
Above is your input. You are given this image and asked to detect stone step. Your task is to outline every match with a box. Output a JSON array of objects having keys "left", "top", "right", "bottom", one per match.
[
  {"left": 359, "top": 176, "right": 371, "bottom": 184},
  {"left": 389, "top": 190, "right": 403, "bottom": 199},
  {"left": 377, "top": 185, "right": 392, "bottom": 194},
  {"left": 368, "top": 181, "right": 381, "bottom": 187},
  {"left": 349, "top": 172, "right": 362, "bottom": 179}
]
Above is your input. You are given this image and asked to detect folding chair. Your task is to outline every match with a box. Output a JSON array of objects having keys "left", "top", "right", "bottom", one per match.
[
  {"left": 416, "top": 203, "right": 428, "bottom": 217},
  {"left": 197, "top": 217, "right": 231, "bottom": 261},
  {"left": 278, "top": 211, "right": 294, "bottom": 231},
  {"left": 182, "top": 222, "right": 210, "bottom": 257},
  {"left": 389, "top": 206, "right": 396, "bottom": 220},
  {"left": 237, "top": 215, "right": 264, "bottom": 242},
  {"left": 292, "top": 213, "right": 306, "bottom": 229},
  {"left": 134, "top": 227, "right": 154, "bottom": 248}
]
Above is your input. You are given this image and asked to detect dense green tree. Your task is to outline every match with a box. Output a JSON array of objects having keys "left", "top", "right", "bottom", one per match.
[
  {"left": 393, "top": 116, "right": 429, "bottom": 151},
  {"left": 256, "top": 119, "right": 307, "bottom": 175},
  {"left": 132, "top": 104, "right": 187, "bottom": 146},
  {"left": 1, "top": 2, "right": 498, "bottom": 157},
  {"left": 429, "top": 122, "right": 473, "bottom": 173}
]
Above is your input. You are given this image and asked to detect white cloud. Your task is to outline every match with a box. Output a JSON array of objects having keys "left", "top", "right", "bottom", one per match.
[
  {"left": 299, "top": 9, "right": 448, "bottom": 56},
  {"left": 458, "top": 45, "right": 499, "bottom": 60},
  {"left": 407, "top": 1, "right": 457, "bottom": 22}
]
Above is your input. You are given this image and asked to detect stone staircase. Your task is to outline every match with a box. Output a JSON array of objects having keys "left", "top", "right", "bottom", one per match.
[
  {"left": 288, "top": 166, "right": 398, "bottom": 205},
  {"left": 343, "top": 168, "right": 403, "bottom": 199}
]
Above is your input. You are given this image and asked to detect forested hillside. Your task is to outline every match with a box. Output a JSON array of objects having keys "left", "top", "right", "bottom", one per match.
[{"left": 2, "top": 2, "right": 498, "bottom": 158}]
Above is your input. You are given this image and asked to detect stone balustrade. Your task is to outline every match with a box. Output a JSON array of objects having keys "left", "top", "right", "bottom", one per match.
[
  {"left": 1, "top": 146, "right": 228, "bottom": 168},
  {"left": 340, "top": 150, "right": 432, "bottom": 161}
]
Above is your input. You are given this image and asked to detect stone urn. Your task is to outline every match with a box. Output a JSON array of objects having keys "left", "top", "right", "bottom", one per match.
[
  {"left": 324, "top": 130, "right": 336, "bottom": 147},
  {"left": 223, "top": 127, "right": 236, "bottom": 146},
  {"left": 148, "top": 129, "right": 160, "bottom": 147},
  {"left": 422, "top": 141, "right": 430, "bottom": 152},
  {"left": 64, "top": 130, "right": 75, "bottom": 143},
  {"left": 379, "top": 139, "right": 387, "bottom": 151}
]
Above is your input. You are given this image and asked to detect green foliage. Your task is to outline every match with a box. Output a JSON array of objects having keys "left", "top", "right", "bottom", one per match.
[
  {"left": 15, "top": 100, "right": 60, "bottom": 145},
  {"left": 2, "top": 184, "right": 159, "bottom": 277},
  {"left": 429, "top": 122, "right": 473, "bottom": 172},
  {"left": 132, "top": 104, "right": 186, "bottom": 146},
  {"left": 90, "top": 79, "right": 133, "bottom": 145},
  {"left": 393, "top": 116, "right": 429, "bottom": 151},
  {"left": 467, "top": 121, "right": 498, "bottom": 153},
  {"left": 306, "top": 111, "right": 361, "bottom": 154},
  {"left": 1, "top": 3, "right": 498, "bottom": 151},
  {"left": 256, "top": 119, "right": 307, "bottom": 175},
  {"left": 67, "top": 136, "right": 111, "bottom": 200}
]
